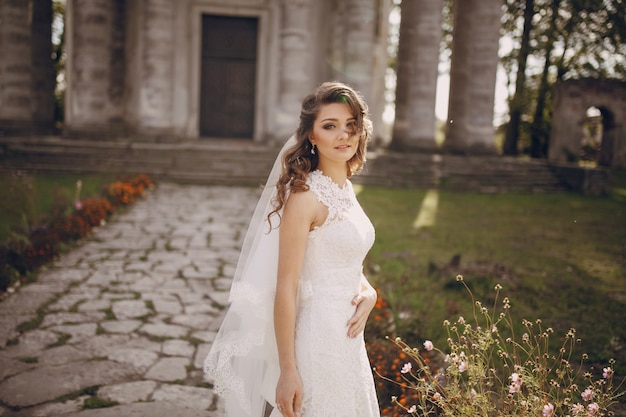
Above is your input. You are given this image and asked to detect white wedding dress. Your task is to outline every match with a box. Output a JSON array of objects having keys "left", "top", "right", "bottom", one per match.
[{"left": 268, "top": 170, "right": 380, "bottom": 417}]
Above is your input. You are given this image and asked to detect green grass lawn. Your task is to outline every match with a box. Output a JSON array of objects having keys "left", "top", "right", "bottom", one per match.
[{"left": 358, "top": 184, "right": 626, "bottom": 374}]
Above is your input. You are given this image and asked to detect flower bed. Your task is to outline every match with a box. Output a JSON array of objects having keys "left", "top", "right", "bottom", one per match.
[
  {"left": 368, "top": 276, "right": 625, "bottom": 416},
  {"left": 0, "top": 174, "right": 153, "bottom": 293}
]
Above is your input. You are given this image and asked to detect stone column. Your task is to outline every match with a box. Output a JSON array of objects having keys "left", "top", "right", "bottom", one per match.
[
  {"left": 328, "top": 0, "right": 390, "bottom": 143},
  {"left": 65, "top": 0, "right": 127, "bottom": 136},
  {"left": 274, "top": 0, "right": 313, "bottom": 140},
  {"left": 444, "top": 0, "right": 501, "bottom": 154},
  {"left": 65, "top": 0, "right": 113, "bottom": 133},
  {"left": 391, "top": 0, "right": 443, "bottom": 151},
  {"left": 331, "top": 0, "right": 377, "bottom": 100},
  {"left": 135, "top": 0, "right": 174, "bottom": 133},
  {"left": 0, "top": 0, "right": 34, "bottom": 126}
]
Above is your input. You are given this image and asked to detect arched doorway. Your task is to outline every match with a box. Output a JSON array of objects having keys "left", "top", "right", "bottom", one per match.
[
  {"left": 549, "top": 79, "right": 626, "bottom": 168},
  {"left": 579, "top": 106, "right": 603, "bottom": 164}
]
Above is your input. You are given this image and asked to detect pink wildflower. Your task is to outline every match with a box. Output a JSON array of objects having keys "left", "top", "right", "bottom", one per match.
[
  {"left": 407, "top": 405, "right": 417, "bottom": 413},
  {"left": 432, "top": 392, "right": 441, "bottom": 401},
  {"left": 401, "top": 362, "right": 412, "bottom": 374},
  {"left": 459, "top": 361, "right": 468, "bottom": 373},
  {"left": 571, "top": 403, "right": 585, "bottom": 414},
  {"left": 508, "top": 373, "right": 522, "bottom": 393},
  {"left": 582, "top": 388, "right": 594, "bottom": 402},
  {"left": 423, "top": 340, "right": 434, "bottom": 351},
  {"left": 603, "top": 367, "right": 613, "bottom": 379},
  {"left": 587, "top": 402, "right": 600, "bottom": 415},
  {"left": 542, "top": 402, "right": 554, "bottom": 417}
]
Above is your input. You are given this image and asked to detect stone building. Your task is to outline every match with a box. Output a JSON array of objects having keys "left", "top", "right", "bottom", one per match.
[
  {"left": 549, "top": 79, "right": 626, "bottom": 168},
  {"left": 0, "top": 0, "right": 504, "bottom": 155}
]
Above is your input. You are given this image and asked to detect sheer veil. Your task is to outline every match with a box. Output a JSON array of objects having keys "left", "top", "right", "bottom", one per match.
[{"left": 204, "top": 135, "right": 297, "bottom": 417}]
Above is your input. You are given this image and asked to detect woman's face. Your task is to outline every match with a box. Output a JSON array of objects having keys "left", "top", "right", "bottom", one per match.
[{"left": 310, "top": 102, "right": 359, "bottom": 166}]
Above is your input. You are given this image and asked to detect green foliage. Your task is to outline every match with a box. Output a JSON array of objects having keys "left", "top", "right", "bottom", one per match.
[
  {"left": 0, "top": 173, "right": 152, "bottom": 293},
  {"left": 56, "top": 385, "right": 99, "bottom": 402},
  {"left": 379, "top": 277, "right": 624, "bottom": 417},
  {"left": 500, "top": 0, "right": 626, "bottom": 156},
  {"left": 0, "top": 173, "right": 114, "bottom": 242},
  {"left": 82, "top": 397, "right": 118, "bottom": 410}
]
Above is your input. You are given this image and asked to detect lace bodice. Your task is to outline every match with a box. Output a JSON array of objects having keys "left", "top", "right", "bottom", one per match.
[{"left": 297, "top": 170, "right": 375, "bottom": 303}]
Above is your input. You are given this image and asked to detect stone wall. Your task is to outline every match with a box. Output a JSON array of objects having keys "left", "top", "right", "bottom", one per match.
[{"left": 549, "top": 79, "right": 626, "bottom": 168}]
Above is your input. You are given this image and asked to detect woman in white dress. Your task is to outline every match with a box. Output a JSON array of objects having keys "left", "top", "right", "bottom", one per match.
[{"left": 205, "top": 82, "right": 380, "bottom": 417}]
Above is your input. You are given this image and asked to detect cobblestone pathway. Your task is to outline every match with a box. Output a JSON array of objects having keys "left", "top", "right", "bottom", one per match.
[{"left": 0, "top": 183, "right": 260, "bottom": 417}]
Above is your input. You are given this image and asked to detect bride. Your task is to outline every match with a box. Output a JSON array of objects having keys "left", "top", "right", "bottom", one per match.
[{"left": 205, "top": 81, "right": 380, "bottom": 417}]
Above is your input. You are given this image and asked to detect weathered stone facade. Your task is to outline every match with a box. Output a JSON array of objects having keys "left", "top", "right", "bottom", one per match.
[
  {"left": 549, "top": 79, "right": 626, "bottom": 168},
  {"left": 0, "top": 0, "right": 55, "bottom": 134},
  {"left": 63, "top": 0, "right": 393, "bottom": 143},
  {"left": 0, "top": 0, "right": 509, "bottom": 156}
]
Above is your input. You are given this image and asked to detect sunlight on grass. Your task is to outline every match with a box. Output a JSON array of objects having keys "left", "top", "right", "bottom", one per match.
[{"left": 412, "top": 189, "right": 439, "bottom": 229}]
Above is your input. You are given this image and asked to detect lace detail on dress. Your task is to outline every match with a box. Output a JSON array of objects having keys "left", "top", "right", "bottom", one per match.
[{"left": 307, "top": 170, "right": 354, "bottom": 225}]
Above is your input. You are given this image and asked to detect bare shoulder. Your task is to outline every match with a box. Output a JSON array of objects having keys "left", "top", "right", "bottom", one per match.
[
  {"left": 284, "top": 188, "right": 318, "bottom": 214},
  {"left": 284, "top": 187, "right": 327, "bottom": 230}
]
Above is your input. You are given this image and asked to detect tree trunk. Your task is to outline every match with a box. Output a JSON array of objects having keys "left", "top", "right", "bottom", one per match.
[
  {"left": 502, "top": 0, "right": 534, "bottom": 156},
  {"left": 530, "top": 0, "right": 561, "bottom": 158}
]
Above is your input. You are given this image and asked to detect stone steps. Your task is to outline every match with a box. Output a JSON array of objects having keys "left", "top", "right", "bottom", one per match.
[
  {"left": 0, "top": 136, "right": 604, "bottom": 193},
  {"left": 0, "top": 137, "right": 280, "bottom": 186},
  {"left": 361, "top": 152, "right": 570, "bottom": 193}
]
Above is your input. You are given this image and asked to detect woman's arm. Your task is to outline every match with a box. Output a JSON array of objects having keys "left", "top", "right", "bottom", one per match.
[
  {"left": 347, "top": 273, "right": 377, "bottom": 338},
  {"left": 274, "top": 190, "right": 320, "bottom": 417}
]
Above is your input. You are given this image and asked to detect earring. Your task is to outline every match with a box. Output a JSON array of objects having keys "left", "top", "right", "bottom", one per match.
[{"left": 311, "top": 144, "right": 316, "bottom": 155}]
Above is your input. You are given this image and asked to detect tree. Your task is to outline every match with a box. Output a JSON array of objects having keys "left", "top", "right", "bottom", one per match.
[
  {"left": 500, "top": 0, "right": 626, "bottom": 159},
  {"left": 530, "top": 0, "right": 560, "bottom": 158},
  {"left": 502, "top": 0, "right": 535, "bottom": 156}
]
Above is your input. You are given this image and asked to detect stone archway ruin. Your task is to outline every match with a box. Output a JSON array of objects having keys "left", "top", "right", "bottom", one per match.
[{"left": 549, "top": 79, "right": 626, "bottom": 168}]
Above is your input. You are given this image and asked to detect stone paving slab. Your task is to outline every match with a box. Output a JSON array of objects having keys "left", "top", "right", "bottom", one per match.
[
  {"left": 59, "top": 401, "right": 216, "bottom": 417},
  {"left": 0, "top": 183, "right": 260, "bottom": 416},
  {"left": 0, "top": 360, "right": 136, "bottom": 408}
]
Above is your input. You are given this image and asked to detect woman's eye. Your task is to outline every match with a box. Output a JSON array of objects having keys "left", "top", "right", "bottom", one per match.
[{"left": 323, "top": 124, "right": 335, "bottom": 130}]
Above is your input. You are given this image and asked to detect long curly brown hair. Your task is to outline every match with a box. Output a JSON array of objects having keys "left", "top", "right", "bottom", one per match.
[{"left": 267, "top": 81, "right": 373, "bottom": 226}]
